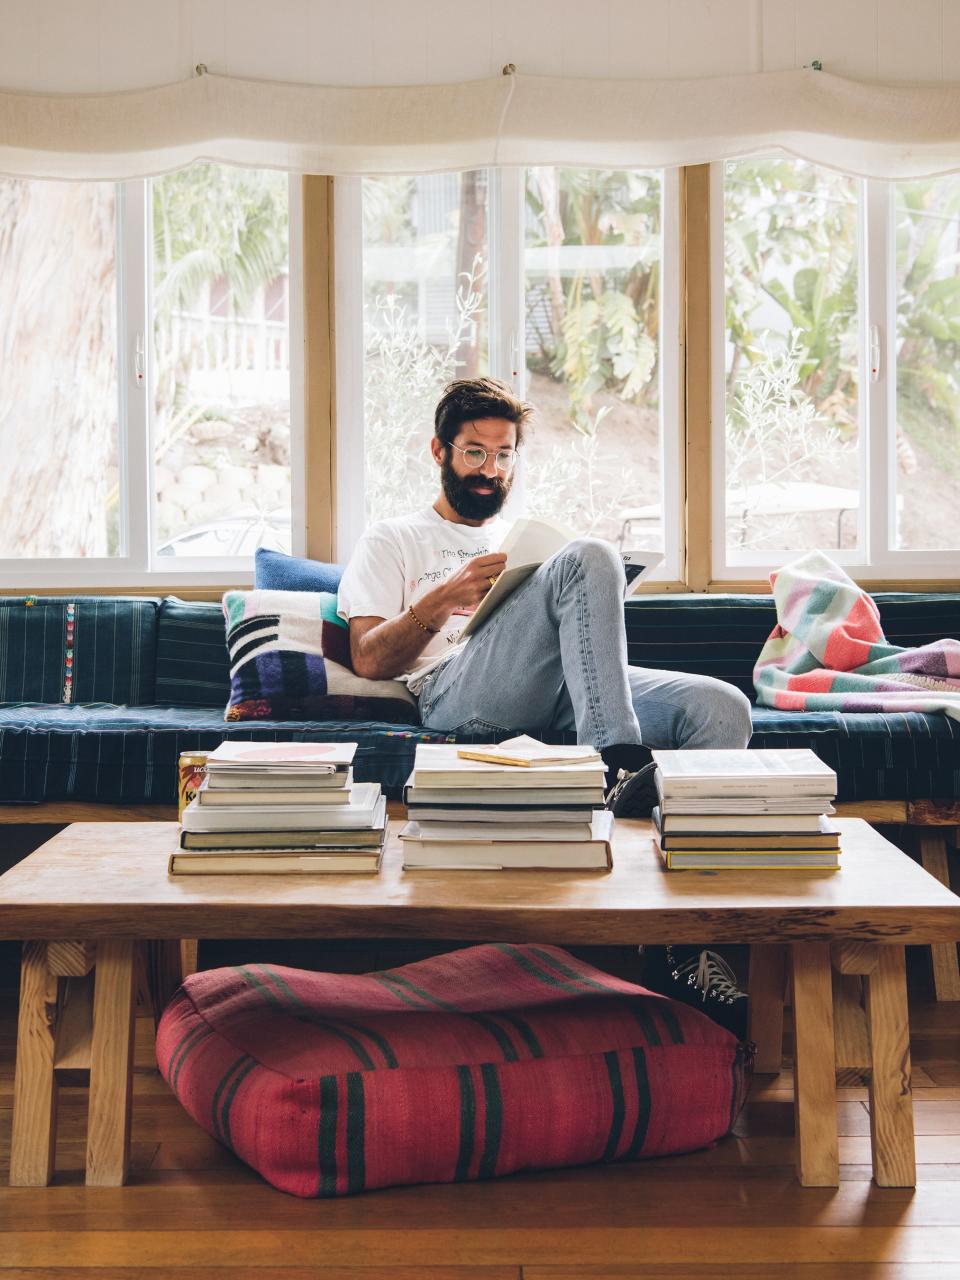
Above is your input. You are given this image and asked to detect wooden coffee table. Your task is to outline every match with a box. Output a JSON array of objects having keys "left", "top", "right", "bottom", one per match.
[{"left": 2, "top": 817, "right": 958, "bottom": 1191}]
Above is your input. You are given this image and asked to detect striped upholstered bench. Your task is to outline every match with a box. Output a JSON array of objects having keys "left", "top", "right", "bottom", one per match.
[
  {"left": 0, "top": 588, "right": 957, "bottom": 992},
  {"left": 1, "top": 591, "right": 957, "bottom": 810}
]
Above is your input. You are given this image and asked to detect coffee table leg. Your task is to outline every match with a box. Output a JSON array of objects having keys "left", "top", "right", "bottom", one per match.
[
  {"left": 748, "top": 944, "right": 787, "bottom": 1073},
  {"left": 10, "top": 942, "right": 59, "bottom": 1186},
  {"left": 86, "top": 940, "right": 137, "bottom": 1187},
  {"left": 790, "top": 942, "right": 839, "bottom": 1187},
  {"left": 864, "top": 945, "right": 916, "bottom": 1187}
]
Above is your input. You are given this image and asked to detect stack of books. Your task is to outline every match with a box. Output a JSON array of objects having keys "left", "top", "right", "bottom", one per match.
[
  {"left": 171, "top": 741, "right": 387, "bottom": 875},
  {"left": 399, "top": 735, "right": 613, "bottom": 869},
  {"left": 651, "top": 748, "right": 840, "bottom": 870}
]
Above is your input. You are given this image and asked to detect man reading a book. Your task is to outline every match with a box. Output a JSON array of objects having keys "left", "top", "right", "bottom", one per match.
[{"left": 338, "top": 377, "right": 752, "bottom": 818}]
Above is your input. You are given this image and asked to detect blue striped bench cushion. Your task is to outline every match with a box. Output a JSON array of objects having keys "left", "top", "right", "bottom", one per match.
[
  {"left": 155, "top": 599, "right": 231, "bottom": 708},
  {"left": 0, "top": 597, "right": 158, "bottom": 705},
  {"left": 0, "top": 703, "right": 956, "bottom": 805}
]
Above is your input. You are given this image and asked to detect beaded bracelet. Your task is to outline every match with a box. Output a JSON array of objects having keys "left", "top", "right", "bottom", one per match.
[{"left": 407, "top": 604, "right": 439, "bottom": 635}]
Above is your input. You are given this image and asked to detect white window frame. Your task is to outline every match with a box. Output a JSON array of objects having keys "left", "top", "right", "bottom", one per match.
[
  {"left": 711, "top": 159, "right": 959, "bottom": 581},
  {"left": 0, "top": 173, "right": 304, "bottom": 589},
  {"left": 334, "top": 165, "right": 683, "bottom": 582}
]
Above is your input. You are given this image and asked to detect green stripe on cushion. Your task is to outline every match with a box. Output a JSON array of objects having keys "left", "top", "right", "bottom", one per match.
[
  {"left": 602, "top": 1051, "right": 626, "bottom": 1161},
  {"left": 656, "top": 1003, "right": 685, "bottom": 1046},
  {"left": 220, "top": 1057, "right": 258, "bottom": 1149},
  {"left": 318, "top": 1075, "right": 339, "bottom": 1196},
  {"left": 622, "top": 1047, "right": 652, "bottom": 1160},
  {"left": 492, "top": 944, "right": 591, "bottom": 996},
  {"left": 528, "top": 946, "right": 622, "bottom": 994},
  {"left": 334, "top": 1018, "right": 399, "bottom": 1070},
  {"left": 345, "top": 1073, "right": 366, "bottom": 1194},
  {"left": 469, "top": 1014, "right": 520, "bottom": 1063},
  {"left": 212, "top": 1056, "right": 251, "bottom": 1144},
  {"left": 478, "top": 1063, "right": 503, "bottom": 1180},
  {"left": 170, "top": 1023, "right": 215, "bottom": 1091},
  {"left": 455, "top": 1066, "right": 477, "bottom": 1182},
  {"left": 630, "top": 1003, "right": 662, "bottom": 1048},
  {"left": 375, "top": 971, "right": 459, "bottom": 1012},
  {"left": 498, "top": 1012, "right": 544, "bottom": 1059}
]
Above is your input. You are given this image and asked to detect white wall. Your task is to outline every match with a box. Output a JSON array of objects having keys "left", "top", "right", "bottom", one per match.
[{"left": 0, "top": 0, "right": 957, "bottom": 93}]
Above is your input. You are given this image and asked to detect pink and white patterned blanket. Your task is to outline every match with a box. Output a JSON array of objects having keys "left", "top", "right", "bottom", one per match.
[{"left": 753, "top": 551, "right": 960, "bottom": 721}]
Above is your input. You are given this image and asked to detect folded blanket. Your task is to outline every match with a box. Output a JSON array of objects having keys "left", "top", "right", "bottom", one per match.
[{"left": 753, "top": 551, "right": 960, "bottom": 722}]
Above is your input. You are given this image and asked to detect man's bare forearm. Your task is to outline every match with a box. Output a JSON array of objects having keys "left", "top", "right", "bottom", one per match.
[{"left": 351, "top": 585, "right": 453, "bottom": 680}]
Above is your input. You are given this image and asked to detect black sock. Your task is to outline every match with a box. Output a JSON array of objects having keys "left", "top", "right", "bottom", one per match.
[{"left": 600, "top": 743, "right": 653, "bottom": 790}]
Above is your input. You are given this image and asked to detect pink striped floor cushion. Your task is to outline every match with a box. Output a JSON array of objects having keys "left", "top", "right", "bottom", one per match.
[{"left": 156, "top": 943, "right": 752, "bottom": 1198}]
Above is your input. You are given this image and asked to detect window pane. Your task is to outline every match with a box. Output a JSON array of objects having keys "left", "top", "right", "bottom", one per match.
[
  {"left": 362, "top": 172, "right": 489, "bottom": 524},
  {"left": 0, "top": 178, "right": 119, "bottom": 557},
  {"left": 723, "top": 159, "right": 861, "bottom": 555},
  {"left": 894, "top": 177, "right": 960, "bottom": 550},
  {"left": 152, "top": 164, "right": 291, "bottom": 558},
  {"left": 523, "top": 168, "right": 663, "bottom": 550}
]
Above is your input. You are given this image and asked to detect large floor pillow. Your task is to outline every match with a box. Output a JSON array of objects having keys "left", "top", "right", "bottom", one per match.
[{"left": 157, "top": 943, "right": 752, "bottom": 1198}]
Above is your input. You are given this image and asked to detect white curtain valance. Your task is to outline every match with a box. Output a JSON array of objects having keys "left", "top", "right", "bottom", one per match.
[{"left": 5, "top": 67, "right": 960, "bottom": 182}]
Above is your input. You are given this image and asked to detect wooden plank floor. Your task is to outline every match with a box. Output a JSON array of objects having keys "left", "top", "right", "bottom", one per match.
[{"left": 1, "top": 957, "right": 959, "bottom": 1279}]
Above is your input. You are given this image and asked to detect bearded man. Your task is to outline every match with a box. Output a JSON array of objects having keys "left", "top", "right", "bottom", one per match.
[{"left": 338, "top": 374, "right": 752, "bottom": 814}]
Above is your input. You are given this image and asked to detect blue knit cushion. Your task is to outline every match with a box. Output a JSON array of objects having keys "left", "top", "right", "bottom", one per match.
[{"left": 255, "top": 548, "right": 343, "bottom": 594}]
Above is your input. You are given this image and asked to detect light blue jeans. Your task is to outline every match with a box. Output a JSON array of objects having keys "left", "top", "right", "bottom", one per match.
[{"left": 417, "top": 538, "right": 753, "bottom": 751}]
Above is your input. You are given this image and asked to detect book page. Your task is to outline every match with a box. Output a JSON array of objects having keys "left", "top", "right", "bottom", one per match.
[{"left": 498, "top": 516, "right": 573, "bottom": 567}]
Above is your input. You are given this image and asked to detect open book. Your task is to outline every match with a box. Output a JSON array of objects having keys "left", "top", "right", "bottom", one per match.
[{"left": 459, "top": 517, "right": 663, "bottom": 639}]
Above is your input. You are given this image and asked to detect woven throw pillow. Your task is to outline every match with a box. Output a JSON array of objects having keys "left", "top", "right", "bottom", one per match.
[
  {"left": 223, "top": 589, "right": 418, "bottom": 723},
  {"left": 157, "top": 943, "right": 752, "bottom": 1198}
]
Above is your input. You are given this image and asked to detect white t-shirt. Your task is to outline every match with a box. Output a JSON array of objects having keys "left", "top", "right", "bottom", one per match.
[{"left": 337, "top": 507, "right": 505, "bottom": 694}]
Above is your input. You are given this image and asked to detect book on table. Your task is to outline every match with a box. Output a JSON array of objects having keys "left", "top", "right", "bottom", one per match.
[
  {"left": 651, "top": 748, "right": 837, "bottom": 798},
  {"left": 652, "top": 810, "right": 840, "bottom": 849},
  {"left": 405, "top": 802, "right": 598, "bottom": 824},
  {"left": 458, "top": 518, "right": 664, "bottom": 639},
  {"left": 205, "top": 768, "right": 353, "bottom": 792},
  {"left": 198, "top": 772, "right": 356, "bottom": 806},
  {"left": 653, "top": 809, "right": 832, "bottom": 834},
  {"left": 650, "top": 748, "right": 839, "bottom": 871},
  {"left": 400, "top": 810, "right": 614, "bottom": 870},
  {"left": 407, "top": 819, "right": 595, "bottom": 841},
  {"left": 405, "top": 785, "right": 605, "bottom": 807},
  {"left": 179, "top": 817, "right": 388, "bottom": 851},
  {"left": 654, "top": 795, "right": 836, "bottom": 815},
  {"left": 204, "top": 740, "right": 357, "bottom": 775},
  {"left": 410, "top": 741, "right": 607, "bottom": 791},
  {"left": 169, "top": 843, "right": 385, "bottom": 875},
  {"left": 180, "top": 783, "right": 384, "bottom": 833},
  {"left": 655, "top": 847, "right": 841, "bottom": 871}
]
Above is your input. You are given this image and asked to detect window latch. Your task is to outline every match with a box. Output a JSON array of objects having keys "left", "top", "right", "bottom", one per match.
[
  {"left": 134, "top": 332, "right": 146, "bottom": 389},
  {"left": 869, "top": 324, "right": 880, "bottom": 382},
  {"left": 510, "top": 331, "right": 523, "bottom": 382}
]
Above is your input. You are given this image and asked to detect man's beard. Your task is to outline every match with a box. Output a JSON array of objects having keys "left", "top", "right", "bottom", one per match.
[{"left": 441, "top": 453, "right": 511, "bottom": 520}]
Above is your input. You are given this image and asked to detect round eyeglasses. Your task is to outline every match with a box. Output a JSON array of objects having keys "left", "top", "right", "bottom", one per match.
[{"left": 449, "top": 443, "right": 518, "bottom": 472}]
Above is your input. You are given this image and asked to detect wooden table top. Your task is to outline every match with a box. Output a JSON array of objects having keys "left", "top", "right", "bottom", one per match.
[{"left": 0, "top": 818, "right": 958, "bottom": 945}]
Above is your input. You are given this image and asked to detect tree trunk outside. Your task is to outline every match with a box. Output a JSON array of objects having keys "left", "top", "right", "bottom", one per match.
[{"left": 0, "top": 179, "right": 118, "bottom": 558}]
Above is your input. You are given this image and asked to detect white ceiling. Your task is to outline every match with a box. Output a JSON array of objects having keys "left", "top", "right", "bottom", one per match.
[{"left": 0, "top": 0, "right": 956, "bottom": 94}]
